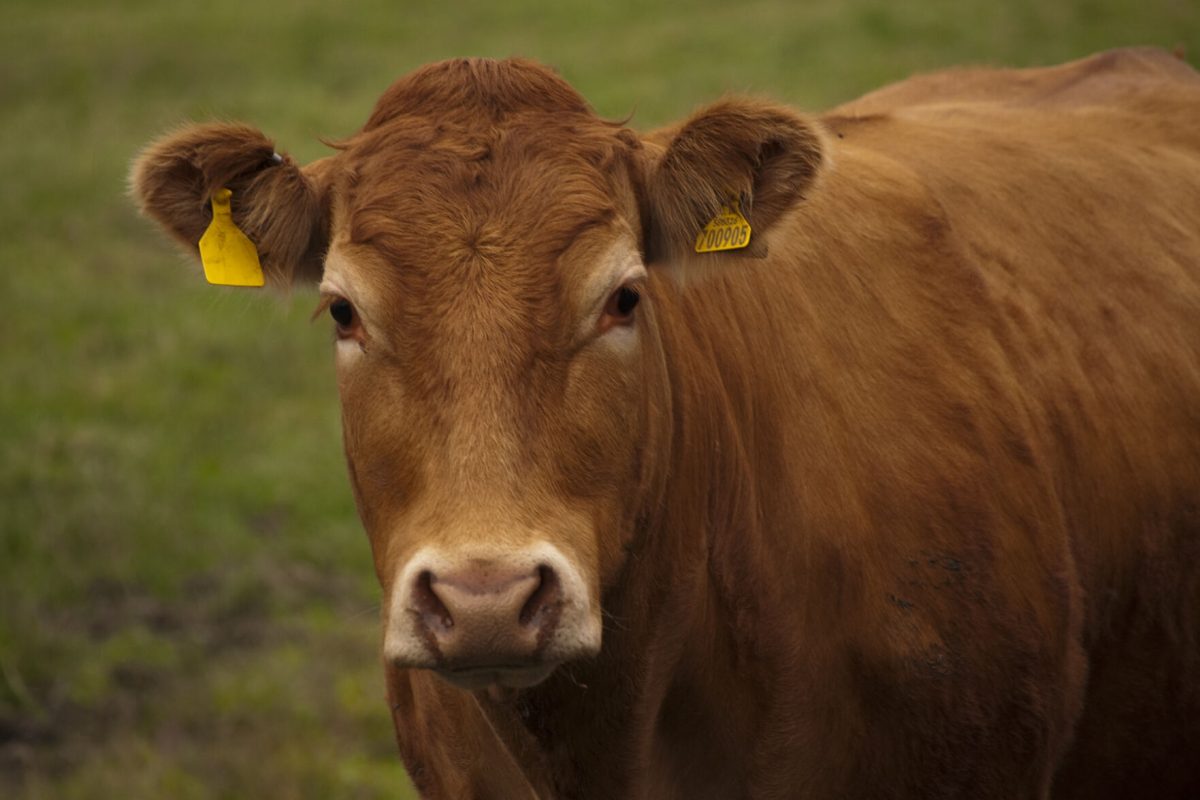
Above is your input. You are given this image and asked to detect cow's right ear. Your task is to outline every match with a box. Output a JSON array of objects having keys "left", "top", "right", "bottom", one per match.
[{"left": 130, "top": 123, "right": 331, "bottom": 286}]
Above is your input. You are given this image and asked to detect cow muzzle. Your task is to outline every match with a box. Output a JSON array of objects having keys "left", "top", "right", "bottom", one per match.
[{"left": 385, "top": 544, "right": 601, "bottom": 689}]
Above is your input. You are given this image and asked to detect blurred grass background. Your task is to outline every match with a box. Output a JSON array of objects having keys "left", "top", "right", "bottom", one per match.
[{"left": 1, "top": 0, "right": 1195, "bottom": 797}]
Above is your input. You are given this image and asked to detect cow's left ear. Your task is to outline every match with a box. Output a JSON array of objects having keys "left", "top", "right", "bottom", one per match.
[
  {"left": 641, "top": 99, "right": 827, "bottom": 261},
  {"left": 130, "top": 122, "right": 332, "bottom": 286}
]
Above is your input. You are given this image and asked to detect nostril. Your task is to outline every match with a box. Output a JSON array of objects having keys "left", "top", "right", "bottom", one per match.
[
  {"left": 413, "top": 570, "right": 454, "bottom": 633},
  {"left": 519, "top": 564, "right": 563, "bottom": 628}
]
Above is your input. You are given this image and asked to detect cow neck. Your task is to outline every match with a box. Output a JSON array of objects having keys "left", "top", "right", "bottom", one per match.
[{"left": 636, "top": 269, "right": 775, "bottom": 787}]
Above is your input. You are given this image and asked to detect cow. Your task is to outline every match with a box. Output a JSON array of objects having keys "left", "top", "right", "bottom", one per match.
[{"left": 130, "top": 48, "right": 1200, "bottom": 798}]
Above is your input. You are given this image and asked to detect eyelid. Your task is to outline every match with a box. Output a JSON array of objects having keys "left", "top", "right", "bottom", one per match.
[{"left": 620, "top": 273, "right": 647, "bottom": 292}]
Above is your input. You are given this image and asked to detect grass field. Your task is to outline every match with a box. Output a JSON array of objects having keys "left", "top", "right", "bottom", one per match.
[{"left": 2, "top": 1, "right": 1196, "bottom": 797}]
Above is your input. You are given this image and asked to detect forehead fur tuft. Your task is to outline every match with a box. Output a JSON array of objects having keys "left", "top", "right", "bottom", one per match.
[{"left": 365, "top": 57, "right": 593, "bottom": 129}]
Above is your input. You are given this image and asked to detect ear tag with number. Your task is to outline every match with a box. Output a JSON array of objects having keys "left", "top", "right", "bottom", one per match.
[
  {"left": 199, "top": 188, "right": 265, "bottom": 287},
  {"left": 695, "top": 199, "right": 752, "bottom": 253}
]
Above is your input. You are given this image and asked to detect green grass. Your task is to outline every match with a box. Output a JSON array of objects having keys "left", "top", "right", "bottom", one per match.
[{"left": 2, "top": 0, "right": 1196, "bottom": 796}]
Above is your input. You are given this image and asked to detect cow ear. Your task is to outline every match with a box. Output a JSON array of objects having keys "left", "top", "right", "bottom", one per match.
[
  {"left": 642, "top": 99, "right": 827, "bottom": 261},
  {"left": 129, "top": 122, "right": 331, "bottom": 286}
]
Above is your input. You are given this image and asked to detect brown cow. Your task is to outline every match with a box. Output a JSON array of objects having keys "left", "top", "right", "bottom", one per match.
[{"left": 131, "top": 48, "right": 1200, "bottom": 798}]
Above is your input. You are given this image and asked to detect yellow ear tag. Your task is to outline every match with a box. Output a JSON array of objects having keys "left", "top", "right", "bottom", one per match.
[
  {"left": 198, "top": 188, "right": 265, "bottom": 287},
  {"left": 694, "top": 199, "right": 752, "bottom": 253}
]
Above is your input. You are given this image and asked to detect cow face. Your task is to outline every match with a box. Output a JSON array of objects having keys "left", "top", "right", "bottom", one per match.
[
  {"left": 320, "top": 113, "right": 658, "bottom": 690},
  {"left": 131, "top": 58, "right": 824, "bottom": 690}
]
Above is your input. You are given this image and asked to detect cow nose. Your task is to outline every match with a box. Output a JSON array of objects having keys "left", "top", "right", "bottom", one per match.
[{"left": 410, "top": 562, "right": 564, "bottom": 665}]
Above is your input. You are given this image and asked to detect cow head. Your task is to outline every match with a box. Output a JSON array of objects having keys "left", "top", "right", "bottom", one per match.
[{"left": 131, "top": 58, "right": 824, "bottom": 690}]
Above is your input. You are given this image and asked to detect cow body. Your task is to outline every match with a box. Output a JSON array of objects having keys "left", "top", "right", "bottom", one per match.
[{"left": 132, "top": 49, "right": 1200, "bottom": 798}]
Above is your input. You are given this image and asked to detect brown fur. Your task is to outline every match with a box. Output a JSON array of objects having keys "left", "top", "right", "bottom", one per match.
[{"left": 131, "top": 50, "right": 1200, "bottom": 798}]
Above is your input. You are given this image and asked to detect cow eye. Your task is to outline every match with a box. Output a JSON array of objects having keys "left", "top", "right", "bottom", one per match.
[
  {"left": 328, "top": 297, "right": 359, "bottom": 338},
  {"left": 615, "top": 286, "right": 640, "bottom": 315},
  {"left": 600, "top": 285, "right": 640, "bottom": 331}
]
